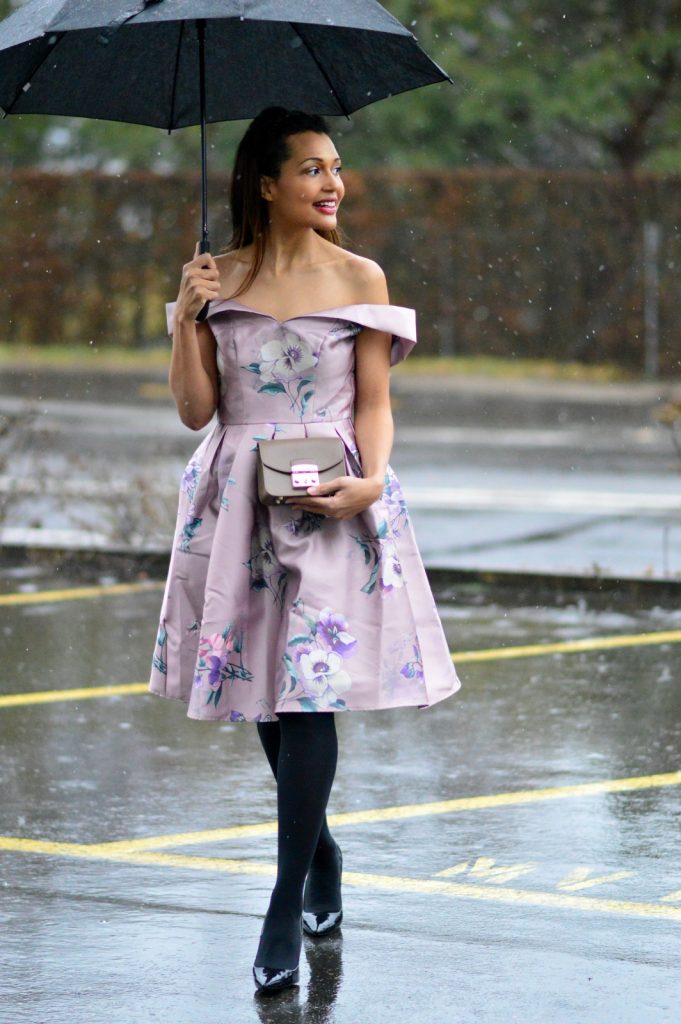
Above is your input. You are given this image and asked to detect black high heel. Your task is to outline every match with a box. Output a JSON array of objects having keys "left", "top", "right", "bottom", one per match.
[
  {"left": 302, "top": 846, "right": 343, "bottom": 936},
  {"left": 252, "top": 964, "right": 300, "bottom": 994},
  {"left": 253, "top": 914, "right": 302, "bottom": 993}
]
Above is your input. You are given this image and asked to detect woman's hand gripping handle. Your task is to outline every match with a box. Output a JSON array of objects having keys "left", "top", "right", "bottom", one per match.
[{"left": 175, "top": 241, "right": 221, "bottom": 324}]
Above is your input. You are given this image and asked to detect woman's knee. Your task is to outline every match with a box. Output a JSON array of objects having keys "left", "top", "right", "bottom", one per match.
[{"left": 278, "top": 711, "right": 337, "bottom": 743}]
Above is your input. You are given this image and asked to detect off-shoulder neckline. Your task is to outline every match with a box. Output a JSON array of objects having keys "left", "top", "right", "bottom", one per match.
[{"left": 194, "top": 297, "right": 413, "bottom": 327}]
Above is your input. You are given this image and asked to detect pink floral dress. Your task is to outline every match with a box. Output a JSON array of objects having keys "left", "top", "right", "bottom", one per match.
[{"left": 149, "top": 299, "right": 461, "bottom": 721}]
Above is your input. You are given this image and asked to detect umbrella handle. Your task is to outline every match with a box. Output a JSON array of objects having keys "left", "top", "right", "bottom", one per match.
[
  {"left": 195, "top": 19, "right": 210, "bottom": 324},
  {"left": 195, "top": 235, "right": 211, "bottom": 322}
]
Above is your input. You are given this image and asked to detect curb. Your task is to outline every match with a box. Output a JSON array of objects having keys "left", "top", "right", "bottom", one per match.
[
  {"left": 2, "top": 543, "right": 679, "bottom": 608},
  {"left": 425, "top": 566, "right": 681, "bottom": 608}
]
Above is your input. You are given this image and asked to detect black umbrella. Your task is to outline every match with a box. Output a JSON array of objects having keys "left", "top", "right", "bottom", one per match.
[{"left": 0, "top": 0, "right": 451, "bottom": 319}]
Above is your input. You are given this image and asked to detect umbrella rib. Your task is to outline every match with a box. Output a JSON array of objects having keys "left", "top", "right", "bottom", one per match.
[
  {"left": 167, "top": 19, "right": 185, "bottom": 133},
  {"left": 0, "top": 32, "right": 64, "bottom": 117},
  {"left": 290, "top": 24, "right": 351, "bottom": 119}
]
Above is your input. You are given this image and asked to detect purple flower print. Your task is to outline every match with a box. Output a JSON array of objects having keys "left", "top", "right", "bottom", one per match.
[
  {"left": 283, "top": 600, "right": 358, "bottom": 711},
  {"left": 400, "top": 641, "right": 424, "bottom": 681},
  {"left": 317, "top": 607, "right": 358, "bottom": 656},
  {"left": 207, "top": 656, "right": 224, "bottom": 690},
  {"left": 293, "top": 640, "right": 315, "bottom": 663},
  {"left": 181, "top": 454, "right": 202, "bottom": 500},
  {"left": 382, "top": 467, "right": 409, "bottom": 536},
  {"left": 199, "top": 631, "right": 235, "bottom": 691},
  {"left": 194, "top": 627, "right": 252, "bottom": 707}
]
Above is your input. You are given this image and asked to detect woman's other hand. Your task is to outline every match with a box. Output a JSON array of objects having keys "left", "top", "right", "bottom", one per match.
[
  {"left": 176, "top": 242, "right": 222, "bottom": 321},
  {"left": 287, "top": 475, "right": 384, "bottom": 520}
]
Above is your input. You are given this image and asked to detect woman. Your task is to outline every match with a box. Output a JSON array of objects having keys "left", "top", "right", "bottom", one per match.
[{"left": 149, "top": 106, "right": 461, "bottom": 993}]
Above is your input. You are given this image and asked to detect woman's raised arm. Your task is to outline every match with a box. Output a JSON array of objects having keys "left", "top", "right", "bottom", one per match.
[{"left": 169, "top": 244, "right": 221, "bottom": 430}]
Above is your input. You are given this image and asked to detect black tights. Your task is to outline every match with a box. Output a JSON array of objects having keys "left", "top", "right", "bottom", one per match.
[{"left": 254, "top": 713, "right": 339, "bottom": 968}]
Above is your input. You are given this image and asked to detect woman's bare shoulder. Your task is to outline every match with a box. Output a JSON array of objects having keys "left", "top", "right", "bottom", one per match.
[
  {"left": 333, "top": 249, "right": 389, "bottom": 304},
  {"left": 214, "top": 248, "right": 251, "bottom": 295}
]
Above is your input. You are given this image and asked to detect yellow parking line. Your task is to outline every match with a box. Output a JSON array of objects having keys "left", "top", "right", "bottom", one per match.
[
  {"left": 85, "top": 771, "right": 681, "bottom": 853},
  {"left": 453, "top": 629, "right": 681, "bottom": 662},
  {"left": 0, "top": 581, "right": 164, "bottom": 607},
  {"left": 0, "top": 837, "right": 678, "bottom": 921},
  {"left": 1, "top": 627, "right": 679, "bottom": 709},
  {"left": 0, "top": 683, "right": 149, "bottom": 708}
]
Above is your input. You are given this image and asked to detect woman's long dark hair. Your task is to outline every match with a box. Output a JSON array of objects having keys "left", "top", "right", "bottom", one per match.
[{"left": 220, "top": 107, "right": 342, "bottom": 298}]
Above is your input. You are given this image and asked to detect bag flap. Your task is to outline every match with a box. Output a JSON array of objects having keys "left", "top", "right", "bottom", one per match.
[{"left": 258, "top": 438, "right": 344, "bottom": 475}]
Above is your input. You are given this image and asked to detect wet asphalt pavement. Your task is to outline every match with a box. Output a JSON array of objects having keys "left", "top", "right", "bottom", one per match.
[{"left": 1, "top": 562, "right": 680, "bottom": 1023}]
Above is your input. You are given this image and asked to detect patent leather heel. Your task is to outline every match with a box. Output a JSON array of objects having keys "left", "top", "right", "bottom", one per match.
[
  {"left": 253, "top": 913, "right": 302, "bottom": 992},
  {"left": 303, "top": 846, "right": 343, "bottom": 936},
  {"left": 253, "top": 965, "right": 300, "bottom": 993}
]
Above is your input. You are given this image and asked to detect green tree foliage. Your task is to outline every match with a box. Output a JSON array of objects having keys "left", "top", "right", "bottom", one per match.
[{"left": 0, "top": 0, "right": 680, "bottom": 171}]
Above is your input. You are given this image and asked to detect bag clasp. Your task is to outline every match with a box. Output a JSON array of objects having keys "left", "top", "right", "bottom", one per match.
[{"left": 290, "top": 461, "right": 320, "bottom": 488}]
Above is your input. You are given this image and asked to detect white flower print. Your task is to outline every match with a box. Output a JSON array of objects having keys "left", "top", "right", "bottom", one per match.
[
  {"left": 379, "top": 541, "right": 405, "bottom": 590},
  {"left": 299, "top": 647, "right": 352, "bottom": 708},
  {"left": 280, "top": 600, "right": 357, "bottom": 711},
  {"left": 260, "top": 332, "right": 317, "bottom": 382},
  {"left": 241, "top": 329, "right": 318, "bottom": 418}
]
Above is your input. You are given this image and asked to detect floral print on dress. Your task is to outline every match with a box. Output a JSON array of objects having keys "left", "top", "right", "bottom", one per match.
[
  {"left": 351, "top": 519, "right": 405, "bottom": 594},
  {"left": 244, "top": 523, "right": 289, "bottom": 607},
  {"left": 400, "top": 639, "right": 424, "bottom": 682},
  {"left": 379, "top": 632, "right": 427, "bottom": 703},
  {"left": 286, "top": 510, "right": 326, "bottom": 537},
  {"left": 152, "top": 625, "right": 167, "bottom": 675},
  {"left": 193, "top": 624, "right": 252, "bottom": 708},
  {"left": 329, "top": 321, "right": 362, "bottom": 340},
  {"left": 250, "top": 422, "right": 285, "bottom": 452},
  {"left": 220, "top": 476, "right": 237, "bottom": 511},
  {"left": 181, "top": 454, "right": 202, "bottom": 502},
  {"left": 281, "top": 601, "right": 357, "bottom": 711},
  {"left": 179, "top": 515, "right": 202, "bottom": 552},
  {"left": 149, "top": 307, "right": 463, "bottom": 721},
  {"left": 383, "top": 466, "right": 409, "bottom": 535},
  {"left": 178, "top": 452, "right": 204, "bottom": 551},
  {"left": 242, "top": 328, "right": 318, "bottom": 419},
  {"left": 229, "top": 702, "right": 275, "bottom": 723}
]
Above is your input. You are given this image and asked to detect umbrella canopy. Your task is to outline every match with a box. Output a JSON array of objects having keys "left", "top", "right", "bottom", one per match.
[
  {"left": 0, "top": 0, "right": 452, "bottom": 319},
  {"left": 0, "top": 0, "right": 450, "bottom": 124}
]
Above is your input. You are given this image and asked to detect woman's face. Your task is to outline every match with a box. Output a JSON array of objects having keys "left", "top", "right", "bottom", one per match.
[{"left": 261, "top": 131, "right": 344, "bottom": 232}]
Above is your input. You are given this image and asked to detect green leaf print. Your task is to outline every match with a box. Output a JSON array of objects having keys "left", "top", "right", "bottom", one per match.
[
  {"left": 258, "top": 382, "right": 287, "bottom": 395},
  {"left": 353, "top": 535, "right": 372, "bottom": 565},
  {"left": 361, "top": 562, "right": 381, "bottom": 595},
  {"left": 298, "top": 697, "right": 318, "bottom": 712},
  {"left": 282, "top": 652, "right": 298, "bottom": 690}
]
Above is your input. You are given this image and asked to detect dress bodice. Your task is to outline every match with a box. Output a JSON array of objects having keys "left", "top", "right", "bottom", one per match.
[{"left": 165, "top": 299, "right": 417, "bottom": 425}]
